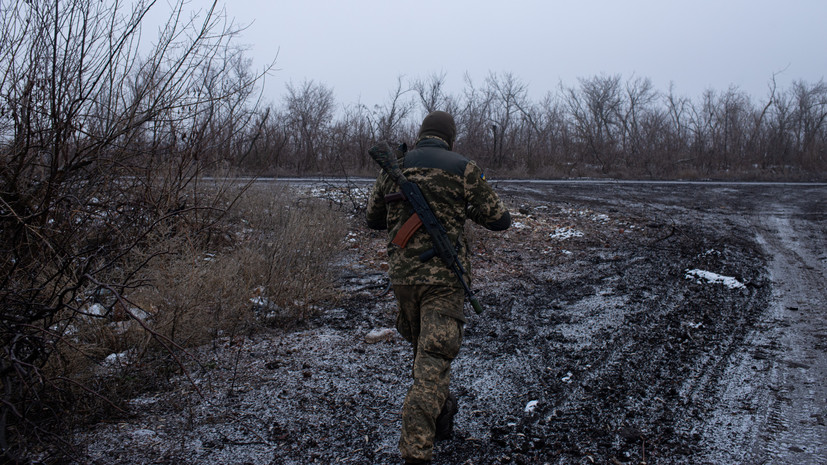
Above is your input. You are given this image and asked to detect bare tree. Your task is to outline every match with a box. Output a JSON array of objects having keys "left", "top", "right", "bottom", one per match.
[
  {"left": 617, "top": 76, "right": 658, "bottom": 165},
  {"left": 412, "top": 71, "right": 453, "bottom": 114},
  {"left": 565, "top": 74, "right": 624, "bottom": 173},
  {"left": 765, "top": 85, "right": 794, "bottom": 169},
  {"left": 535, "top": 92, "right": 573, "bottom": 176},
  {"left": 370, "top": 75, "right": 414, "bottom": 143},
  {"left": 244, "top": 106, "right": 290, "bottom": 174},
  {"left": 284, "top": 79, "right": 335, "bottom": 172},
  {"left": 664, "top": 82, "right": 693, "bottom": 166},
  {"left": 455, "top": 73, "right": 495, "bottom": 166},
  {"left": 485, "top": 72, "right": 530, "bottom": 168},
  {"left": 790, "top": 79, "right": 827, "bottom": 168},
  {"left": 0, "top": 0, "right": 271, "bottom": 459},
  {"left": 334, "top": 102, "right": 374, "bottom": 171}
]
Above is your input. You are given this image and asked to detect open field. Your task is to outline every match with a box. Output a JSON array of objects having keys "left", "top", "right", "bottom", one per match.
[{"left": 73, "top": 181, "right": 826, "bottom": 464}]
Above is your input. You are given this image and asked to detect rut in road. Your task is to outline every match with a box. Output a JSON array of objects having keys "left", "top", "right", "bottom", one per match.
[
  {"left": 694, "top": 199, "right": 827, "bottom": 464},
  {"left": 759, "top": 214, "right": 827, "bottom": 460}
]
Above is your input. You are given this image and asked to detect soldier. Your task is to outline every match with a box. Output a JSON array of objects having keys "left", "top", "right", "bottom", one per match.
[{"left": 366, "top": 111, "right": 511, "bottom": 464}]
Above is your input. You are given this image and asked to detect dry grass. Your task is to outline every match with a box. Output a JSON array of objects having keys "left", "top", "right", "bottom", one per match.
[
  {"left": 42, "top": 183, "right": 349, "bottom": 431},
  {"left": 129, "top": 183, "right": 348, "bottom": 342}
]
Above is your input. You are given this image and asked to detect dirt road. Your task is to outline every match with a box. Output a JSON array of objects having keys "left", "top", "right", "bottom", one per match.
[
  {"left": 74, "top": 181, "right": 826, "bottom": 465},
  {"left": 486, "top": 181, "right": 827, "bottom": 465},
  {"left": 694, "top": 188, "right": 827, "bottom": 463}
]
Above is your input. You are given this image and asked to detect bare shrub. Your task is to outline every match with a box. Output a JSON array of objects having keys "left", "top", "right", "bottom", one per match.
[
  {"left": 0, "top": 0, "right": 272, "bottom": 460},
  {"left": 6, "top": 181, "right": 349, "bottom": 461}
]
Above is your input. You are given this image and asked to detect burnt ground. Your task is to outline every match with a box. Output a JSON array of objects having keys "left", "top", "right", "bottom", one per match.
[{"left": 71, "top": 181, "right": 826, "bottom": 465}]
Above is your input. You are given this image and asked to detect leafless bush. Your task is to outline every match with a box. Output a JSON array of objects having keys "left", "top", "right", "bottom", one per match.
[
  {"left": 0, "top": 0, "right": 273, "bottom": 460},
  {"left": 0, "top": 178, "right": 347, "bottom": 461}
]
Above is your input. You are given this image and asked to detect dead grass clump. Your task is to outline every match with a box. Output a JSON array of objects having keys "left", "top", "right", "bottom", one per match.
[
  {"left": 227, "top": 184, "right": 349, "bottom": 325},
  {"left": 126, "top": 183, "right": 348, "bottom": 346},
  {"left": 36, "top": 183, "right": 348, "bottom": 444}
]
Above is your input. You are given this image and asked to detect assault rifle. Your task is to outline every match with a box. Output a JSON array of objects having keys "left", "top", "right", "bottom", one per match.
[{"left": 368, "top": 141, "right": 483, "bottom": 314}]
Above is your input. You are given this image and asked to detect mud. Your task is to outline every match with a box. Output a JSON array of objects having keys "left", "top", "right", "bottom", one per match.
[{"left": 72, "top": 181, "right": 826, "bottom": 465}]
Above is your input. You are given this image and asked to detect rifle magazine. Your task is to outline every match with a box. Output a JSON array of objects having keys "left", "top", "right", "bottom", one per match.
[{"left": 391, "top": 214, "right": 423, "bottom": 248}]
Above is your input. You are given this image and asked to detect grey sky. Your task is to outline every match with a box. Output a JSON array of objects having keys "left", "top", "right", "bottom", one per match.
[{"left": 172, "top": 0, "right": 826, "bottom": 107}]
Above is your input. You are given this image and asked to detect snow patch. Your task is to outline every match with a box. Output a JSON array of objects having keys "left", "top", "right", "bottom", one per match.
[
  {"left": 131, "top": 429, "right": 157, "bottom": 439},
  {"left": 102, "top": 350, "right": 135, "bottom": 368},
  {"left": 549, "top": 227, "right": 584, "bottom": 240},
  {"left": 87, "top": 303, "right": 106, "bottom": 316},
  {"left": 364, "top": 328, "right": 395, "bottom": 344},
  {"left": 685, "top": 269, "right": 745, "bottom": 289}
]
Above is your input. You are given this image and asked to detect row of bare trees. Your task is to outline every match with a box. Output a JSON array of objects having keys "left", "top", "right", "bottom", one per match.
[{"left": 245, "top": 72, "right": 826, "bottom": 180}]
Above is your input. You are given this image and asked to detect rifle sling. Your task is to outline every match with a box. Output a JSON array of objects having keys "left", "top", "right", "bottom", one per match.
[{"left": 391, "top": 213, "right": 423, "bottom": 248}]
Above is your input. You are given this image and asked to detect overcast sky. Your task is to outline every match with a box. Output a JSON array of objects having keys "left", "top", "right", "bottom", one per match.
[{"left": 165, "top": 0, "right": 826, "bottom": 108}]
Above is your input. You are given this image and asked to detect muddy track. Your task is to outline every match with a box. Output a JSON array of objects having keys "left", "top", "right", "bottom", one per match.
[
  {"left": 436, "top": 185, "right": 774, "bottom": 464},
  {"left": 699, "top": 200, "right": 827, "bottom": 463},
  {"left": 72, "top": 182, "right": 826, "bottom": 465}
]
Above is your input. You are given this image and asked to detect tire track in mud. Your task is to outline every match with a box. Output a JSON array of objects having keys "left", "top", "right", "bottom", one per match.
[
  {"left": 439, "top": 196, "right": 772, "bottom": 464},
  {"left": 701, "top": 208, "right": 827, "bottom": 464}
]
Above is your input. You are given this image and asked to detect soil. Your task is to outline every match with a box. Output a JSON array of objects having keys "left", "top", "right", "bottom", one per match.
[{"left": 72, "top": 181, "right": 827, "bottom": 465}]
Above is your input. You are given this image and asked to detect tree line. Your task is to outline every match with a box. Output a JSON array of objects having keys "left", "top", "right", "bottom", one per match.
[{"left": 246, "top": 72, "right": 826, "bottom": 180}]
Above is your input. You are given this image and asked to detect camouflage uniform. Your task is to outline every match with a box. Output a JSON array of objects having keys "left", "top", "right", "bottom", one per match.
[{"left": 366, "top": 111, "right": 510, "bottom": 464}]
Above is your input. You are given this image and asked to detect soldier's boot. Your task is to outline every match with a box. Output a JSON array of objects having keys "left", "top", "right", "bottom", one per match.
[{"left": 434, "top": 392, "right": 458, "bottom": 441}]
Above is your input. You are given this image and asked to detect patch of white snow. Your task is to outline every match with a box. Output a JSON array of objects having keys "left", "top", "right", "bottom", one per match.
[
  {"left": 685, "top": 269, "right": 745, "bottom": 289},
  {"left": 550, "top": 227, "right": 584, "bottom": 240}
]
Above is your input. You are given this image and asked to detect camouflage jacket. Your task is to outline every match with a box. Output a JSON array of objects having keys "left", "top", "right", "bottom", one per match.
[{"left": 365, "top": 137, "right": 511, "bottom": 287}]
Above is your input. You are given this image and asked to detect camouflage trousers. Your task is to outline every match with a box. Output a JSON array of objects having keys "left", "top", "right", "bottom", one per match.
[{"left": 393, "top": 284, "right": 465, "bottom": 462}]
